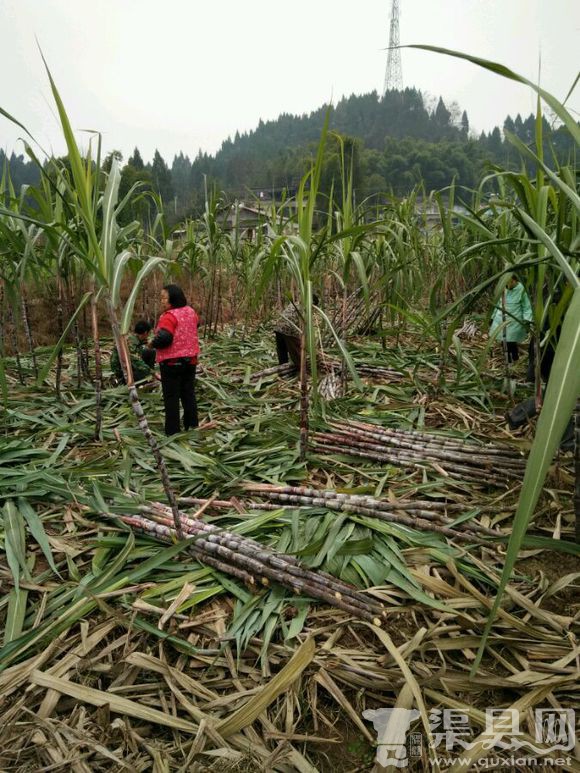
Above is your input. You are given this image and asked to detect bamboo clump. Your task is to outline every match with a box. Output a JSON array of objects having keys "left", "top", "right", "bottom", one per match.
[
  {"left": 313, "top": 419, "right": 527, "bottom": 486},
  {"left": 116, "top": 502, "right": 387, "bottom": 625}
]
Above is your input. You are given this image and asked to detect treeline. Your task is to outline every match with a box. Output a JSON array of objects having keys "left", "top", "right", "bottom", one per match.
[{"left": 2, "top": 88, "right": 575, "bottom": 222}]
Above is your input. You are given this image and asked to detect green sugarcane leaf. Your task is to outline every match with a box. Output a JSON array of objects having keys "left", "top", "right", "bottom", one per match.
[
  {"left": 110, "top": 250, "right": 133, "bottom": 308},
  {"left": 405, "top": 45, "right": 580, "bottom": 144},
  {"left": 18, "top": 498, "right": 59, "bottom": 576},
  {"left": 120, "top": 256, "right": 165, "bottom": 334},
  {"left": 3, "top": 500, "right": 28, "bottom": 589},
  {"left": 4, "top": 555, "right": 34, "bottom": 644},
  {"left": 517, "top": 210, "right": 580, "bottom": 288}
]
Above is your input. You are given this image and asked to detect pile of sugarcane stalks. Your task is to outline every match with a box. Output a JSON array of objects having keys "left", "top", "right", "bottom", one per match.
[
  {"left": 231, "top": 359, "right": 404, "bottom": 386},
  {"left": 352, "top": 363, "right": 404, "bottom": 380},
  {"left": 115, "top": 501, "right": 387, "bottom": 625},
  {"left": 241, "top": 483, "right": 499, "bottom": 543},
  {"left": 326, "top": 289, "right": 382, "bottom": 340},
  {"left": 229, "top": 362, "right": 297, "bottom": 383},
  {"left": 313, "top": 419, "right": 527, "bottom": 487}
]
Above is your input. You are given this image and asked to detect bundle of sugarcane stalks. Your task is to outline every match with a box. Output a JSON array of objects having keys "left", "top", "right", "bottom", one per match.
[
  {"left": 115, "top": 501, "right": 387, "bottom": 625},
  {"left": 240, "top": 483, "right": 499, "bottom": 543},
  {"left": 313, "top": 419, "right": 527, "bottom": 486},
  {"left": 326, "top": 289, "right": 382, "bottom": 339},
  {"left": 230, "top": 361, "right": 297, "bottom": 383},
  {"left": 232, "top": 359, "right": 403, "bottom": 387}
]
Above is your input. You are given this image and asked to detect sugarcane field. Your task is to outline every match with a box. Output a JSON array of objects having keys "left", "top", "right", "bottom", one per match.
[{"left": 1, "top": 6, "right": 580, "bottom": 773}]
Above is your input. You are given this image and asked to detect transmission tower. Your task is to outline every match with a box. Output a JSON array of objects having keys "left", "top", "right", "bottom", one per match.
[{"left": 383, "top": 0, "right": 403, "bottom": 94}]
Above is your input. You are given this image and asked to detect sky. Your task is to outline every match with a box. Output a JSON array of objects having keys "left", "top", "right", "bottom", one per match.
[{"left": 1, "top": 0, "right": 579, "bottom": 164}]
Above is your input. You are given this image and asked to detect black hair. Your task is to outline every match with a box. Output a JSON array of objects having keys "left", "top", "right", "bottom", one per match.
[
  {"left": 163, "top": 284, "right": 188, "bottom": 308},
  {"left": 134, "top": 320, "right": 152, "bottom": 335},
  {"left": 312, "top": 293, "right": 320, "bottom": 306}
]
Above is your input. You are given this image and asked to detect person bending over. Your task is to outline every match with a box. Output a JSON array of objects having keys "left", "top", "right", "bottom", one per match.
[
  {"left": 274, "top": 294, "right": 319, "bottom": 369},
  {"left": 111, "top": 320, "right": 155, "bottom": 384}
]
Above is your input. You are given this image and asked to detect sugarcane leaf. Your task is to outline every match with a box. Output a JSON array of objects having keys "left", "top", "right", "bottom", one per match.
[
  {"left": 5, "top": 585, "right": 28, "bottom": 645},
  {"left": 516, "top": 210, "right": 580, "bottom": 288},
  {"left": 216, "top": 635, "right": 316, "bottom": 737},
  {"left": 120, "top": 256, "right": 165, "bottom": 334},
  {"left": 406, "top": 45, "right": 580, "bottom": 144},
  {"left": 284, "top": 600, "right": 310, "bottom": 641},
  {"left": 110, "top": 250, "right": 133, "bottom": 308},
  {"left": 17, "top": 498, "right": 59, "bottom": 576},
  {"left": 3, "top": 501, "right": 28, "bottom": 589},
  {"left": 30, "top": 669, "right": 200, "bottom": 733}
]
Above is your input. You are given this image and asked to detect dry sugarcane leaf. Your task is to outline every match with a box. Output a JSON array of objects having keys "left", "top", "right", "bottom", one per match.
[
  {"left": 37, "top": 621, "right": 116, "bottom": 718},
  {"left": 0, "top": 636, "right": 63, "bottom": 701},
  {"left": 315, "top": 668, "right": 374, "bottom": 742},
  {"left": 158, "top": 582, "right": 196, "bottom": 630},
  {"left": 29, "top": 670, "right": 200, "bottom": 734},
  {"left": 364, "top": 624, "right": 440, "bottom": 773},
  {"left": 447, "top": 685, "right": 557, "bottom": 772},
  {"left": 216, "top": 635, "right": 315, "bottom": 738},
  {"left": 375, "top": 682, "right": 416, "bottom": 773},
  {"left": 424, "top": 688, "right": 580, "bottom": 770},
  {"left": 125, "top": 651, "right": 217, "bottom": 702}
]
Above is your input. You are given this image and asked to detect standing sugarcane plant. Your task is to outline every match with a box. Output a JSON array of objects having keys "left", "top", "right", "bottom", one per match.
[
  {"left": 407, "top": 45, "right": 580, "bottom": 671},
  {"left": 254, "top": 113, "right": 363, "bottom": 459},
  {"left": 0, "top": 58, "right": 185, "bottom": 538},
  {"left": 575, "top": 398, "right": 580, "bottom": 544}
]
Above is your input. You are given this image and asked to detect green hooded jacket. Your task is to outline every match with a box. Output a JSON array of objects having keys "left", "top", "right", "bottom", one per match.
[{"left": 489, "top": 282, "right": 533, "bottom": 343}]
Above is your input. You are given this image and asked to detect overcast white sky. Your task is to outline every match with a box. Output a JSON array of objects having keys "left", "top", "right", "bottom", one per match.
[{"left": 1, "top": 0, "right": 579, "bottom": 164}]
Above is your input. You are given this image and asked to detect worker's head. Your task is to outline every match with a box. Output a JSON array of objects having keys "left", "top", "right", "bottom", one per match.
[
  {"left": 134, "top": 320, "right": 152, "bottom": 342},
  {"left": 507, "top": 273, "right": 519, "bottom": 290},
  {"left": 161, "top": 284, "right": 187, "bottom": 311}
]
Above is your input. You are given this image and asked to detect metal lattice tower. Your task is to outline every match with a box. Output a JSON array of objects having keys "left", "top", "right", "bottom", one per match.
[{"left": 383, "top": 0, "right": 403, "bottom": 94}]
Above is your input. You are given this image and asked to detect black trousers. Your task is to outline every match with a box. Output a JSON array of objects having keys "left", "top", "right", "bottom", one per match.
[
  {"left": 506, "top": 342, "right": 519, "bottom": 363},
  {"left": 275, "top": 332, "right": 301, "bottom": 368},
  {"left": 159, "top": 362, "right": 198, "bottom": 435}
]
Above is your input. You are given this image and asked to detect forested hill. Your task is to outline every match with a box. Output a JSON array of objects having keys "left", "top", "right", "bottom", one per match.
[
  {"left": 2, "top": 88, "right": 574, "bottom": 222},
  {"left": 188, "top": 88, "right": 572, "bottom": 202}
]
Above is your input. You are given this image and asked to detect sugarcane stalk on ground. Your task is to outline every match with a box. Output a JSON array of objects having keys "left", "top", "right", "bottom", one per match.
[
  {"left": 331, "top": 419, "right": 526, "bottom": 460},
  {"left": 242, "top": 483, "right": 499, "bottom": 537},
  {"left": 118, "top": 510, "right": 386, "bottom": 625},
  {"left": 313, "top": 434, "right": 508, "bottom": 486},
  {"left": 243, "top": 488, "right": 486, "bottom": 543},
  {"left": 322, "top": 426, "right": 525, "bottom": 476},
  {"left": 141, "top": 501, "right": 387, "bottom": 616}
]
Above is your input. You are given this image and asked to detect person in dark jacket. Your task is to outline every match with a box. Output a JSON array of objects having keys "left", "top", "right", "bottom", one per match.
[
  {"left": 111, "top": 320, "right": 155, "bottom": 383},
  {"left": 149, "top": 284, "right": 200, "bottom": 435}
]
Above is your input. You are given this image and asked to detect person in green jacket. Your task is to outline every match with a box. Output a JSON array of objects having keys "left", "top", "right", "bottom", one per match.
[
  {"left": 489, "top": 274, "right": 533, "bottom": 362},
  {"left": 111, "top": 320, "right": 156, "bottom": 383}
]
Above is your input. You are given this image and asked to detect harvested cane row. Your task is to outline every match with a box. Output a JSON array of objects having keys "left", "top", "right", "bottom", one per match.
[
  {"left": 116, "top": 501, "right": 387, "bottom": 625},
  {"left": 231, "top": 359, "right": 404, "bottom": 387},
  {"left": 241, "top": 483, "right": 498, "bottom": 543},
  {"left": 313, "top": 419, "right": 527, "bottom": 486}
]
